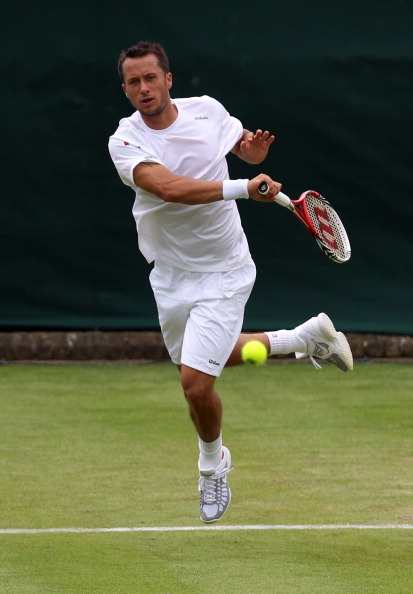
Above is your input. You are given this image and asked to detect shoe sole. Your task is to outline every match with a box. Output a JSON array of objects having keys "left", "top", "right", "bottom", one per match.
[
  {"left": 318, "top": 312, "right": 337, "bottom": 340},
  {"left": 317, "top": 313, "right": 354, "bottom": 372},
  {"left": 327, "top": 332, "right": 353, "bottom": 372}
]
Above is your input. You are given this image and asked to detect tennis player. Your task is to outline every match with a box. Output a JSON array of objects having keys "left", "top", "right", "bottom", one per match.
[{"left": 109, "top": 41, "right": 353, "bottom": 524}]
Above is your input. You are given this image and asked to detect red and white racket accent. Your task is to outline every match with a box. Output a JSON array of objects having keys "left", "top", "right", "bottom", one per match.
[{"left": 258, "top": 183, "right": 351, "bottom": 263}]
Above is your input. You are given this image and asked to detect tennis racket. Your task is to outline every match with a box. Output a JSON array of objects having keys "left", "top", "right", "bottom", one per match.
[{"left": 258, "top": 183, "right": 351, "bottom": 263}]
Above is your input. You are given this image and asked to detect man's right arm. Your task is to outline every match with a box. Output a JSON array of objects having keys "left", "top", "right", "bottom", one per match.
[
  {"left": 133, "top": 162, "right": 281, "bottom": 205},
  {"left": 133, "top": 162, "right": 223, "bottom": 205}
]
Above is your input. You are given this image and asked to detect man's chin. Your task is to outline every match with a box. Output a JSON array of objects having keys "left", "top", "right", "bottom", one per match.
[{"left": 138, "top": 103, "right": 163, "bottom": 117}]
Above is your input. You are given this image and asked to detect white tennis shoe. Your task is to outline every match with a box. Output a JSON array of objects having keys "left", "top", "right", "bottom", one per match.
[
  {"left": 198, "top": 446, "right": 233, "bottom": 523},
  {"left": 295, "top": 312, "right": 353, "bottom": 372}
]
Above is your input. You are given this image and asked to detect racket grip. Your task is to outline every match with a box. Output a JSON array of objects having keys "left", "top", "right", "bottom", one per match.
[
  {"left": 274, "top": 191, "right": 293, "bottom": 208},
  {"left": 258, "top": 183, "right": 293, "bottom": 209}
]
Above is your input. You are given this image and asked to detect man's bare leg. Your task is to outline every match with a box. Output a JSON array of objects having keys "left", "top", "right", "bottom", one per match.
[
  {"left": 180, "top": 365, "right": 222, "bottom": 443},
  {"left": 225, "top": 332, "right": 270, "bottom": 367}
]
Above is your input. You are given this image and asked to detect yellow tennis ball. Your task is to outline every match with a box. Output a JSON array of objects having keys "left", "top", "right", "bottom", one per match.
[{"left": 241, "top": 340, "right": 268, "bottom": 365}]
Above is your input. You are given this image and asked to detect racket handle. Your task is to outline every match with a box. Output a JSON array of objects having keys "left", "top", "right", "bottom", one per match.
[
  {"left": 258, "top": 183, "right": 293, "bottom": 209},
  {"left": 274, "top": 191, "right": 293, "bottom": 209}
]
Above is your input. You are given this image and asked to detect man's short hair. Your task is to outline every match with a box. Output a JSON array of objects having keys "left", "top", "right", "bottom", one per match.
[{"left": 118, "top": 41, "right": 170, "bottom": 81}]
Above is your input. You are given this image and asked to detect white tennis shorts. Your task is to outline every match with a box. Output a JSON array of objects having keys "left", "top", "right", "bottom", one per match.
[{"left": 149, "top": 259, "right": 256, "bottom": 376}]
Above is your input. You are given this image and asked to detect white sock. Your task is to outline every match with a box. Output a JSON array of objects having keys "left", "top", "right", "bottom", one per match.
[
  {"left": 265, "top": 329, "right": 306, "bottom": 355},
  {"left": 198, "top": 432, "right": 222, "bottom": 472}
]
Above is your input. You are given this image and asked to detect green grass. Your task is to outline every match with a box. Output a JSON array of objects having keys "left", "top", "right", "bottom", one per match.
[{"left": 1, "top": 362, "right": 413, "bottom": 592}]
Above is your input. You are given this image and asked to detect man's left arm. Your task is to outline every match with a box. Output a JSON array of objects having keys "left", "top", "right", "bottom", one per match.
[{"left": 231, "top": 128, "right": 275, "bottom": 164}]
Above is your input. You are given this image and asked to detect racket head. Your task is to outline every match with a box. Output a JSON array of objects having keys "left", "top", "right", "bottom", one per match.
[{"left": 293, "top": 191, "right": 351, "bottom": 263}]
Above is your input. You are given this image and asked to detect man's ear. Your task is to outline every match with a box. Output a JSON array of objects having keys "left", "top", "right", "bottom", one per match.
[
  {"left": 167, "top": 73, "right": 172, "bottom": 89},
  {"left": 122, "top": 83, "right": 128, "bottom": 97}
]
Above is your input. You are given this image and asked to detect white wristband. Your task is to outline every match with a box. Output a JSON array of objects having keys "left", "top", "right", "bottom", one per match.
[{"left": 222, "top": 179, "right": 249, "bottom": 201}]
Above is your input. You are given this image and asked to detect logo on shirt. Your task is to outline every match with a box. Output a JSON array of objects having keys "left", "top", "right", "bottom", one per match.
[
  {"left": 194, "top": 116, "right": 208, "bottom": 120},
  {"left": 124, "top": 141, "right": 129, "bottom": 146}
]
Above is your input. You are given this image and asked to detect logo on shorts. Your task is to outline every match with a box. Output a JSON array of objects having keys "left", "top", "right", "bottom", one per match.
[{"left": 209, "top": 359, "right": 220, "bottom": 366}]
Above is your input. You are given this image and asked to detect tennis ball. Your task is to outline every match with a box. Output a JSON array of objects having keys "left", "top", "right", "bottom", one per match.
[{"left": 241, "top": 340, "right": 268, "bottom": 365}]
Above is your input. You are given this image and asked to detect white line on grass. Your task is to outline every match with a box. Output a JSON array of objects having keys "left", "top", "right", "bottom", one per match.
[{"left": 1, "top": 524, "right": 413, "bottom": 535}]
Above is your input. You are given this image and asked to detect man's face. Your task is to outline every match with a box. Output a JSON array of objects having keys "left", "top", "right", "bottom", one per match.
[{"left": 121, "top": 54, "right": 172, "bottom": 117}]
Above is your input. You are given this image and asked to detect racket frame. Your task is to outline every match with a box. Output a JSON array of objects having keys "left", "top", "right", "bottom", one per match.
[
  {"left": 293, "top": 191, "right": 351, "bottom": 263},
  {"left": 257, "top": 183, "right": 351, "bottom": 263}
]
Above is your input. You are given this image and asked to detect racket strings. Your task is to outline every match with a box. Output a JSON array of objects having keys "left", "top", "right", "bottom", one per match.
[{"left": 305, "top": 195, "right": 350, "bottom": 262}]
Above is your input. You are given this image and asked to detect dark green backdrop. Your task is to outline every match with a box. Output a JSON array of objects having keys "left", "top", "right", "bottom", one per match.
[{"left": 1, "top": 0, "right": 412, "bottom": 333}]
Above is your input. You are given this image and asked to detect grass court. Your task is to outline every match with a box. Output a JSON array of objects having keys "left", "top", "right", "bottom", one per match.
[{"left": 1, "top": 361, "right": 412, "bottom": 592}]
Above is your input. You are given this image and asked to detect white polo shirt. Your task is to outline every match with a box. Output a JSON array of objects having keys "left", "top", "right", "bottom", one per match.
[{"left": 109, "top": 95, "right": 251, "bottom": 272}]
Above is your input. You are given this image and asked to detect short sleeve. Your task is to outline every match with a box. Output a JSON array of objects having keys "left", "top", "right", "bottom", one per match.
[
  {"left": 108, "top": 135, "right": 164, "bottom": 188},
  {"left": 205, "top": 96, "right": 243, "bottom": 157}
]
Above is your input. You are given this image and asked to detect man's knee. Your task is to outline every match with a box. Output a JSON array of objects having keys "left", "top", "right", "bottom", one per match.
[{"left": 181, "top": 365, "right": 216, "bottom": 407}]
